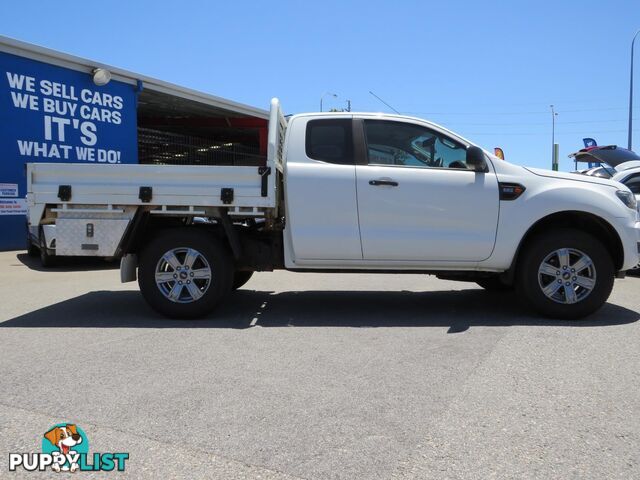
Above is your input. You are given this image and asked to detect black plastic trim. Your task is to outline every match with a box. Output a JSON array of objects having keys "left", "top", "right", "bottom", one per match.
[
  {"left": 139, "top": 186, "right": 152, "bottom": 203},
  {"left": 499, "top": 182, "right": 526, "bottom": 200},
  {"left": 57, "top": 185, "right": 71, "bottom": 201},
  {"left": 221, "top": 188, "right": 234, "bottom": 204},
  {"left": 258, "top": 166, "right": 271, "bottom": 197}
]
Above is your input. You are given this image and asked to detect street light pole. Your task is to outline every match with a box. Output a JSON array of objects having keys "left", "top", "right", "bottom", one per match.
[
  {"left": 550, "top": 105, "right": 558, "bottom": 169},
  {"left": 320, "top": 92, "right": 337, "bottom": 112},
  {"left": 628, "top": 29, "right": 640, "bottom": 150}
]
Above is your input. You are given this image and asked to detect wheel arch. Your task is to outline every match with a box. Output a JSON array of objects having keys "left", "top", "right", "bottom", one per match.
[
  {"left": 117, "top": 209, "right": 238, "bottom": 259},
  {"left": 508, "top": 210, "right": 624, "bottom": 278}
]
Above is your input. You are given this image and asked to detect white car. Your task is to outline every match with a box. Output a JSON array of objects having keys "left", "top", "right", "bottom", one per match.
[
  {"left": 26, "top": 100, "right": 640, "bottom": 319},
  {"left": 571, "top": 146, "right": 640, "bottom": 204}
]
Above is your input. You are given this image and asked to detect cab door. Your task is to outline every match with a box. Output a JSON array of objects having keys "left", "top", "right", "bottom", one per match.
[
  {"left": 355, "top": 119, "right": 499, "bottom": 262},
  {"left": 283, "top": 116, "right": 363, "bottom": 261}
]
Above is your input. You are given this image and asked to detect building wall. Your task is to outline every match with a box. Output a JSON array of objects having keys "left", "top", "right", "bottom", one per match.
[{"left": 0, "top": 51, "right": 138, "bottom": 250}]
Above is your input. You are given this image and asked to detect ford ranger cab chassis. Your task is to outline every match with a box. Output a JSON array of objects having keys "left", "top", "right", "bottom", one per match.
[{"left": 27, "top": 99, "right": 640, "bottom": 319}]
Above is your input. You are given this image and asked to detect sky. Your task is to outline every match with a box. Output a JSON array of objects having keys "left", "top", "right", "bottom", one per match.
[{"left": 1, "top": 0, "right": 638, "bottom": 171}]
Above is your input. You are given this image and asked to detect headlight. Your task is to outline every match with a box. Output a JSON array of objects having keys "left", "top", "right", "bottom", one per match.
[{"left": 616, "top": 190, "right": 637, "bottom": 210}]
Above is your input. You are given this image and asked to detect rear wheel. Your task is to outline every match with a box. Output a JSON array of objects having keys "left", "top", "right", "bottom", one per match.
[
  {"left": 516, "top": 229, "right": 614, "bottom": 319},
  {"left": 39, "top": 228, "right": 56, "bottom": 267},
  {"left": 138, "top": 229, "right": 233, "bottom": 319},
  {"left": 232, "top": 270, "right": 254, "bottom": 290},
  {"left": 27, "top": 240, "right": 39, "bottom": 257}
]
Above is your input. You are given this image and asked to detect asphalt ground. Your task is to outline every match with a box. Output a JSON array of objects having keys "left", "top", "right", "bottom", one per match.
[{"left": 0, "top": 250, "right": 638, "bottom": 479}]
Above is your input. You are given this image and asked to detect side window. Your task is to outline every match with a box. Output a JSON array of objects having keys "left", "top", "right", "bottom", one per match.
[
  {"left": 624, "top": 174, "right": 640, "bottom": 194},
  {"left": 305, "top": 119, "right": 353, "bottom": 164},
  {"left": 363, "top": 120, "right": 468, "bottom": 169}
]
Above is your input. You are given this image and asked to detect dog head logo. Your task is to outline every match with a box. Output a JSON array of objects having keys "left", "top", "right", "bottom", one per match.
[
  {"left": 42, "top": 423, "right": 88, "bottom": 472},
  {"left": 44, "top": 424, "right": 82, "bottom": 456}
]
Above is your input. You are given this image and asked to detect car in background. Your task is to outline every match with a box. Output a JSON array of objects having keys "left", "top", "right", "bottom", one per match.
[
  {"left": 569, "top": 146, "right": 640, "bottom": 194},
  {"left": 570, "top": 146, "right": 640, "bottom": 273},
  {"left": 569, "top": 145, "right": 640, "bottom": 171},
  {"left": 577, "top": 164, "right": 617, "bottom": 178},
  {"left": 613, "top": 167, "right": 640, "bottom": 205}
]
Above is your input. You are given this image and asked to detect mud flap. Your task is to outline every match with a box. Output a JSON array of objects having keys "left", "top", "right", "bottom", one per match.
[{"left": 120, "top": 253, "right": 138, "bottom": 282}]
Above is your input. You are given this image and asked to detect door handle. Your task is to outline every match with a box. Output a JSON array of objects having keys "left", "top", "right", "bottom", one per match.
[{"left": 369, "top": 179, "right": 399, "bottom": 187}]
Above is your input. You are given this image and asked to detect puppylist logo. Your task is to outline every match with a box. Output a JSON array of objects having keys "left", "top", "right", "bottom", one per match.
[{"left": 8, "top": 423, "right": 129, "bottom": 473}]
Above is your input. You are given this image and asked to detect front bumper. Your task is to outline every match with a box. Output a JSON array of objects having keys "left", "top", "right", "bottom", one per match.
[{"left": 618, "top": 220, "right": 640, "bottom": 271}]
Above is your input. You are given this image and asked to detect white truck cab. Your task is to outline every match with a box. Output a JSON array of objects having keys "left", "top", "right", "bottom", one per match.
[{"left": 26, "top": 99, "right": 640, "bottom": 319}]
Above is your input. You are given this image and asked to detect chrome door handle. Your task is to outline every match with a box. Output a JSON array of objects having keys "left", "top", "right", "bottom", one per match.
[{"left": 369, "top": 179, "right": 399, "bottom": 187}]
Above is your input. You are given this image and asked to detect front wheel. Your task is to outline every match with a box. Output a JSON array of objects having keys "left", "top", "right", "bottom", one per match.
[
  {"left": 138, "top": 229, "right": 234, "bottom": 319},
  {"left": 516, "top": 229, "right": 614, "bottom": 319}
]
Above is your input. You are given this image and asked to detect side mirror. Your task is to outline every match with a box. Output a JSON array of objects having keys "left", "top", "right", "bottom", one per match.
[{"left": 466, "top": 146, "right": 488, "bottom": 172}]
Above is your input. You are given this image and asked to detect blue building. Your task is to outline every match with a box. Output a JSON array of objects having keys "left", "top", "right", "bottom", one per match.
[{"left": 0, "top": 36, "right": 269, "bottom": 251}]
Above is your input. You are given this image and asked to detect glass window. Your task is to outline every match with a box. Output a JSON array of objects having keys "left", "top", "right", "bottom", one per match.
[
  {"left": 305, "top": 119, "right": 353, "bottom": 164},
  {"left": 364, "top": 120, "right": 468, "bottom": 169},
  {"left": 624, "top": 174, "right": 640, "bottom": 194}
]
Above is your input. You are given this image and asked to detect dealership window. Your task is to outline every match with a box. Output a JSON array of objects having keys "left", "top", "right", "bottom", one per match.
[
  {"left": 363, "top": 120, "right": 468, "bottom": 169},
  {"left": 305, "top": 119, "right": 354, "bottom": 164}
]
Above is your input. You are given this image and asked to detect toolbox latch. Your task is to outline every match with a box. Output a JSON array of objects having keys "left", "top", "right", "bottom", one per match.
[
  {"left": 221, "top": 188, "right": 234, "bottom": 204},
  {"left": 139, "top": 186, "right": 153, "bottom": 203},
  {"left": 58, "top": 185, "right": 72, "bottom": 201}
]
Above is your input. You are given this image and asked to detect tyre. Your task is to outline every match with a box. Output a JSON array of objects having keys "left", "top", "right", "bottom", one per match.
[
  {"left": 232, "top": 270, "right": 254, "bottom": 290},
  {"left": 27, "top": 240, "right": 39, "bottom": 257},
  {"left": 516, "top": 229, "right": 614, "bottom": 319},
  {"left": 476, "top": 276, "right": 512, "bottom": 291},
  {"left": 39, "top": 228, "right": 56, "bottom": 267},
  {"left": 138, "top": 229, "right": 234, "bottom": 319}
]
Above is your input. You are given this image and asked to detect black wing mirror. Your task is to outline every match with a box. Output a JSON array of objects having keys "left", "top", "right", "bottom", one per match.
[{"left": 466, "top": 146, "right": 489, "bottom": 173}]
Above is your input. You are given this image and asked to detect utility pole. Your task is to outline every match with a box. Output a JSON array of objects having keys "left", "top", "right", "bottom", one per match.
[
  {"left": 346, "top": 100, "right": 351, "bottom": 112},
  {"left": 629, "top": 29, "right": 640, "bottom": 150},
  {"left": 550, "top": 105, "right": 558, "bottom": 170}
]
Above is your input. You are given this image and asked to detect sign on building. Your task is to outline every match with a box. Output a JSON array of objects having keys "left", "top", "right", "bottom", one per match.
[{"left": 0, "top": 51, "right": 138, "bottom": 249}]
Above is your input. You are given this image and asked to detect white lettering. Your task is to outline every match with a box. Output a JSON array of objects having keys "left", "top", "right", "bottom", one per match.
[
  {"left": 8, "top": 453, "right": 22, "bottom": 470},
  {"left": 22, "top": 453, "right": 38, "bottom": 471},
  {"left": 40, "top": 80, "right": 78, "bottom": 100},
  {"left": 75, "top": 146, "right": 95, "bottom": 161},
  {"left": 10, "top": 91, "right": 38, "bottom": 110},
  {"left": 42, "top": 98, "right": 77, "bottom": 116},
  {"left": 40, "top": 79, "right": 52, "bottom": 95},
  {"left": 44, "top": 116, "right": 52, "bottom": 141},
  {"left": 6, "top": 72, "right": 35, "bottom": 92},
  {"left": 80, "top": 121, "right": 97, "bottom": 146},
  {"left": 50, "top": 117, "right": 71, "bottom": 142},
  {"left": 60, "top": 145, "right": 72, "bottom": 159},
  {"left": 80, "top": 88, "right": 93, "bottom": 103},
  {"left": 17, "top": 140, "right": 34, "bottom": 156}
]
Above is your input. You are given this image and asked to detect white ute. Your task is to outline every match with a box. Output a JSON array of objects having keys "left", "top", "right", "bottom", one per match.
[{"left": 27, "top": 99, "right": 640, "bottom": 319}]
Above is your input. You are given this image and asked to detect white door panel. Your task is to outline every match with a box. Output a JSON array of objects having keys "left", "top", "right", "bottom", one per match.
[
  {"left": 356, "top": 165, "right": 499, "bottom": 261},
  {"left": 285, "top": 161, "right": 362, "bottom": 260}
]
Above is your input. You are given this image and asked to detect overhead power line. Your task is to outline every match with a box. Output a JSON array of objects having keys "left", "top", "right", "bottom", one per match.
[
  {"left": 467, "top": 128, "right": 640, "bottom": 136},
  {"left": 368, "top": 91, "right": 401, "bottom": 114},
  {"left": 403, "top": 106, "right": 634, "bottom": 116},
  {"left": 442, "top": 118, "right": 640, "bottom": 127}
]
